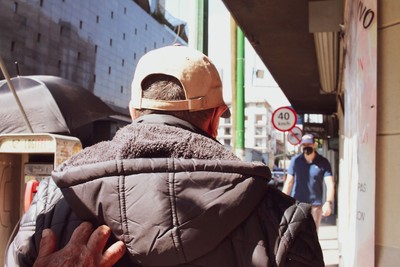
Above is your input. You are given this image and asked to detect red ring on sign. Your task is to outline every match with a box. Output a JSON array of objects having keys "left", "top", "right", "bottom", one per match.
[{"left": 272, "top": 106, "right": 297, "bottom": 132}]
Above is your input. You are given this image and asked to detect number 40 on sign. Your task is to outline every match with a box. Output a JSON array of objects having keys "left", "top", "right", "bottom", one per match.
[{"left": 271, "top": 106, "right": 297, "bottom": 132}]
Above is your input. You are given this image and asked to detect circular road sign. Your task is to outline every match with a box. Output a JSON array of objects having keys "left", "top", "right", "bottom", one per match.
[
  {"left": 272, "top": 106, "right": 297, "bottom": 132},
  {"left": 287, "top": 126, "right": 303, "bottom": 145}
]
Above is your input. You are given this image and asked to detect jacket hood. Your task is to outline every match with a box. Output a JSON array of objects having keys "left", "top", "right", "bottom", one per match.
[{"left": 52, "top": 121, "right": 271, "bottom": 266}]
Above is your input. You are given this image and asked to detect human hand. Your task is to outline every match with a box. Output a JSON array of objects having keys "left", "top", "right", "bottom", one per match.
[
  {"left": 33, "top": 222, "right": 126, "bottom": 267},
  {"left": 322, "top": 202, "right": 332, "bottom": 217}
]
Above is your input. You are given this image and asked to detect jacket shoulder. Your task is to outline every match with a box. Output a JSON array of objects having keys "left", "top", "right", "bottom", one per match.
[
  {"left": 259, "top": 187, "right": 325, "bottom": 267},
  {"left": 276, "top": 202, "right": 324, "bottom": 266}
]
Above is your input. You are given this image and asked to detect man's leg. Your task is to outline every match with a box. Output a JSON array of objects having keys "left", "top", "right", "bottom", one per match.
[{"left": 311, "top": 205, "right": 323, "bottom": 231}]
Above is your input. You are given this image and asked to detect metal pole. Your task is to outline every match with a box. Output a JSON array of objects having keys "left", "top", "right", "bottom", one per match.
[
  {"left": 196, "top": 0, "right": 204, "bottom": 53},
  {"left": 0, "top": 56, "right": 33, "bottom": 133},
  {"left": 230, "top": 16, "right": 237, "bottom": 149},
  {"left": 235, "top": 27, "right": 245, "bottom": 158},
  {"left": 202, "top": 0, "right": 208, "bottom": 56}
]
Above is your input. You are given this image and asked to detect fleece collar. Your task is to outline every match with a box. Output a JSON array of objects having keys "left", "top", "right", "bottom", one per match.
[{"left": 134, "top": 114, "right": 218, "bottom": 141}]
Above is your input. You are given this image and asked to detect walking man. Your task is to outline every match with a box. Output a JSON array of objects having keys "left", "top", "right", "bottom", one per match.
[{"left": 282, "top": 134, "right": 335, "bottom": 230}]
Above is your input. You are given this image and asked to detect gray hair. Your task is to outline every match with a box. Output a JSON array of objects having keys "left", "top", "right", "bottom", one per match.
[{"left": 134, "top": 74, "right": 213, "bottom": 127}]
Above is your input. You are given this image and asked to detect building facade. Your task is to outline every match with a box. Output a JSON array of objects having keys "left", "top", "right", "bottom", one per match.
[
  {"left": 0, "top": 0, "right": 185, "bottom": 116},
  {"left": 217, "top": 101, "right": 276, "bottom": 167}
]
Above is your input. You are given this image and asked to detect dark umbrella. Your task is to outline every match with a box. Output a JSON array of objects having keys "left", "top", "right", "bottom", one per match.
[{"left": 0, "top": 75, "right": 117, "bottom": 134}]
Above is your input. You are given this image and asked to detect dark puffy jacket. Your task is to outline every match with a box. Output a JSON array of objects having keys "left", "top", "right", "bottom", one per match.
[{"left": 6, "top": 115, "right": 324, "bottom": 266}]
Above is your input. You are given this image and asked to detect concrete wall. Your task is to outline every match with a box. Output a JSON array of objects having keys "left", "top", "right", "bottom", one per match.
[{"left": 376, "top": 0, "right": 400, "bottom": 265}]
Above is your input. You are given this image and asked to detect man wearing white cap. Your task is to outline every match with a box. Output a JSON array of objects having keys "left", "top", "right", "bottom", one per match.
[
  {"left": 282, "top": 134, "right": 335, "bottom": 230},
  {"left": 7, "top": 45, "right": 324, "bottom": 266}
]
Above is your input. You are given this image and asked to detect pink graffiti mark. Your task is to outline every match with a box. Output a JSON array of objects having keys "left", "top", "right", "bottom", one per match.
[
  {"left": 362, "top": 127, "right": 368, "bottom": 144},
  {"left": 358, "top": 58, "right": 364, "bottom": 71}
]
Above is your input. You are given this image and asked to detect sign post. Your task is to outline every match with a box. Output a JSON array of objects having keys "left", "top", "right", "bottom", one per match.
[{"left": 272, "top": 106, "right": 298, "bottom": 172}]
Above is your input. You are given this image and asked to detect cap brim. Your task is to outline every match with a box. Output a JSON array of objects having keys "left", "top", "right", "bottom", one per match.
[{"left": 301, "top": 140, "right": 314, "bottom": 145}]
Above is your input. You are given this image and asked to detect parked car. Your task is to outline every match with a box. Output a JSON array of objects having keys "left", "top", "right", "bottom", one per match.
[{"left": 268, "top": 168, "right": 287, "bottom": 190}]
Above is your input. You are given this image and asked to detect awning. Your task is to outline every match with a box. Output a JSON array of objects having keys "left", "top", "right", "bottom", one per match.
[{"left": 222, "top": 0, "right": 338, "bottom": 115}]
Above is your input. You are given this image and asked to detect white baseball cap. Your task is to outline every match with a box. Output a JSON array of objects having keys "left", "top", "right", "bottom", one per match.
[
  {"left": 130, "top": 45, "right": 230, "bottom": 118},
  {"left": 300, "top": 134, "right": 315, "bottom": 145}
]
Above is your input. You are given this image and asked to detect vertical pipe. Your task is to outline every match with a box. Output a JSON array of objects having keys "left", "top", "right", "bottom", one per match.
[
  {"left": 202, "top": 0, "right": 208, "bottom": 55},
  {"left": 235, "top": 27, "right": 245, "bottom": 158},
  {"left": 230, "top": 17, "right": 237, "bottom": 149},
  {"left": 196, "top": 0, "right": 204, "bottom": 53},
  {"left": 187, "top": 1, "right": 198, "bottom": 49}
]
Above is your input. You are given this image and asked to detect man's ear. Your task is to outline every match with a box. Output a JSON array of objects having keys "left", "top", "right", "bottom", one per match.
[{"left": 208, "top": 106, "right": 225, "bottom": 138}]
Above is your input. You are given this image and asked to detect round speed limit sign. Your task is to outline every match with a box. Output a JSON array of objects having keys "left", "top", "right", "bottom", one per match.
[{"left": 272, "top": 106, "right": 297, "bottom": 132}]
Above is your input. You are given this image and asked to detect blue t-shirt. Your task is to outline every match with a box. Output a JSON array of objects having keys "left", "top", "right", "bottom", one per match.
[{"left": 287, "top": 153, "right": 332, "bottom": 205}]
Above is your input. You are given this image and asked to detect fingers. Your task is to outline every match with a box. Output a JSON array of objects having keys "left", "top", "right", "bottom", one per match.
[
  {"left": 86, "top": 225, "right": 126, "bottom": 266},
  {"left": 322, "top": 205, "right": 332, "bottom": 217},
  {"left": 323, "top": 210, "right": 331, "bottom": 217},
  {"left": 34, "top": 222, "right": 126, "bottom": 267},
  {"left": 36, "top": 229, "right": 58, "bottom": 259},
  {"left": 87, "top": 225, "right": 111, "bottom": 253},
  {"left": 67, "top": 221, "right": 94, "bottom": 246},
  {"left": 100, "top": 241, "right": 126, "bottom": 267}
]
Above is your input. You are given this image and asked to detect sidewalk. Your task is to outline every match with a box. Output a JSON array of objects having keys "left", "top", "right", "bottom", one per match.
[{"left": 319, "top": 216, "right": 340, "bottom": 267}]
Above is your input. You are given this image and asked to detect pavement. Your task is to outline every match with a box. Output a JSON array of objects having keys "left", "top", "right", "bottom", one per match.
[{"left": 319, "top": 215, "right": 340, "bottom": 267}]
